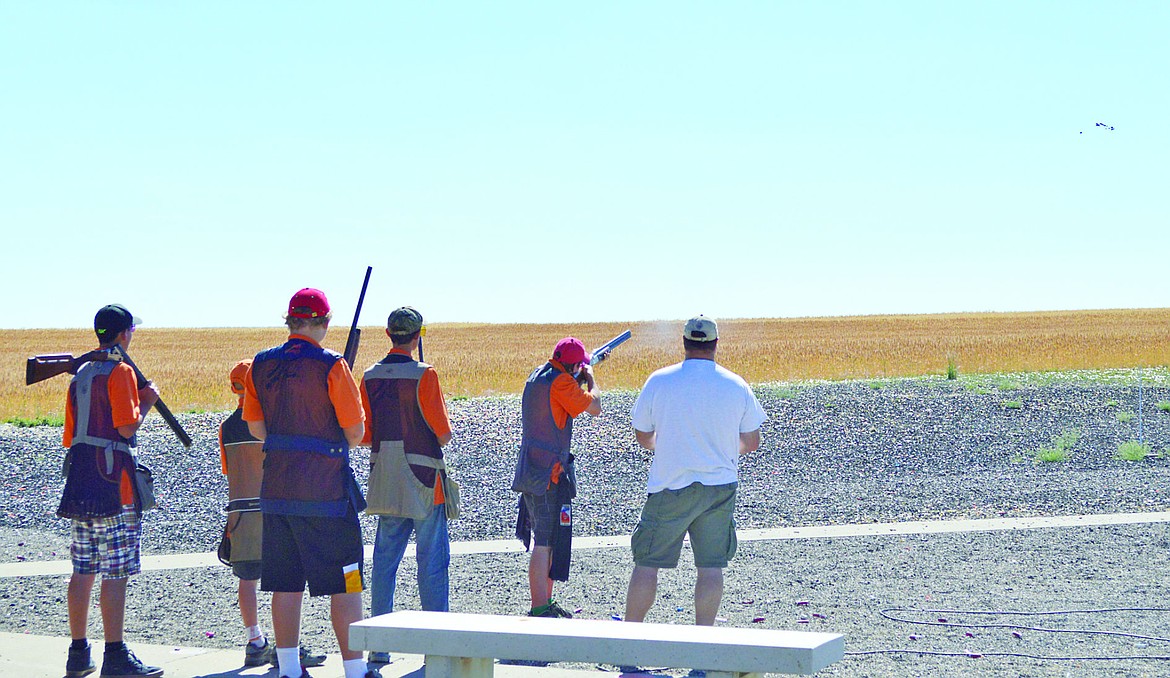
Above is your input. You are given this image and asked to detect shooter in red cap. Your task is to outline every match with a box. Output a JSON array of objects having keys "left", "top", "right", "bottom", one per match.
[
  {"left": 511, "top": 336, "right": 602, "bottom": 619},
  {"left": 241, "top": 289, "right": 376, "bottom": 678}
]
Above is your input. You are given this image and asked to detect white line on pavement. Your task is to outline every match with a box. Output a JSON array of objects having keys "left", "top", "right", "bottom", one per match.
[{"left": 4, "top": 511, "right": 1169, "bottom": 579}]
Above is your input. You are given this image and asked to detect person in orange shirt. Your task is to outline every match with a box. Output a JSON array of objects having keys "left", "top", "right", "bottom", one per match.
[
  {"left": 59, "top": 304, "right": 162, "bottom": 678},
  {"left": 242, "top": 288, "right": 375, "bottom": 678},
  {"left": 218, "top": 360, "right": 326, "bottom": 670},
  {"left": 511, "top": 337, "right": 601, "bottom": 618},
  {"left": 359, "top": 306, "right": 454, "bottom": 666}
]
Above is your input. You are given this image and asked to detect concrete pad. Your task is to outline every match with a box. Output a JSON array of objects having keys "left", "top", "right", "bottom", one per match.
[{"left": 0, "top": 631, "right": 604, "bottom": 678}]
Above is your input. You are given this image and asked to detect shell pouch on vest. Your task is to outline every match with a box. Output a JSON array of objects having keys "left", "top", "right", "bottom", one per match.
[
  {"left": 97, "top": 443, "right": 155, "bottom": 512},
  {"left": 512, "top": 442, "right": 563, "bottom": 495},
  {"left": 223, "top": 507, "right": 262, "bottom": 563},
  {"left": 366, "top": 441, "right": 433, "bottom": 520},
  {"left": 439, "top": 469, "right": 460, "bottom": 520},
  {"left": 134, "top": 462, "right": 156, "bottom": 511}
]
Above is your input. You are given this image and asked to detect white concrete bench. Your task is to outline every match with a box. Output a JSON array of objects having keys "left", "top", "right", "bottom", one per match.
[{"left": 350, "top": 611, "right": 843, "bottom": 678}]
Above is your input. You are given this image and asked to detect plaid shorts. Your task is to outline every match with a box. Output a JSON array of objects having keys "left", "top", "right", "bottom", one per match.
[{"left": 71, "top": 505, "right": 141, "bottom": 578}]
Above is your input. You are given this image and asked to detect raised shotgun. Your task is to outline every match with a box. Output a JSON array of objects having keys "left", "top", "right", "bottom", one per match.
[{"left": 342, "top": 265, "right": 373, "bottom": 370}]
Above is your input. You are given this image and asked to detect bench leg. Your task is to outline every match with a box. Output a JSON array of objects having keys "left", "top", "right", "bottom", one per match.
[{"left": 422, "top": 654, "right": 494, "bottom": 678}]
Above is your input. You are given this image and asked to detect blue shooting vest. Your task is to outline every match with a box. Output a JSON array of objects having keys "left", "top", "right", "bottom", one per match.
[
  {"left": 57, "top": 360, "right": 136, "bottom": 519},
  {"left": 511, "top": 362, "right": 576, "bottom": 496},
  {"left": 251, "top": 338, "right": 364, "bottom": 517}
]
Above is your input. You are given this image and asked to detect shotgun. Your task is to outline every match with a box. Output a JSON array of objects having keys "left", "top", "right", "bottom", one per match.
[
  {"left": 342, "top": 266, "right": 373, "bottom": 370},
  {"left": 589, "top": 330, "right": 632, "bottom": 366},
  {"left": 26, "top": 346, "right": 193, "bottom": 448},
  {"left": 26, "top": 350, "right": 115, "bottom": 385}
]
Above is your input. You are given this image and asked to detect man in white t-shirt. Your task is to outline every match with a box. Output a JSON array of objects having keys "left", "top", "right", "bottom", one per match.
[{"left": 624, "top": 315, "right": 767, "bottom": 627}]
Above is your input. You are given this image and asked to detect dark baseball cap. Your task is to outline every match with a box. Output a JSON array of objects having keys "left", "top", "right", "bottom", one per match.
[
  {"left": 94, "top": 304, "right": 141, "bottom": 339},
  {"left": 387, "top": 306, "right": 424, "bottom": 335}
]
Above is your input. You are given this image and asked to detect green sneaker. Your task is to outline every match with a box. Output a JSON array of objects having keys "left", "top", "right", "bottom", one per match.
[
  {"left": 298, "top": 645, "right": 327, "bottom": 668},
  {"left": 264, "top": 645, "right": 327, "bottom": 669},
  {"left": 243, "top": 640, "right": 275, "bottom": 667}
]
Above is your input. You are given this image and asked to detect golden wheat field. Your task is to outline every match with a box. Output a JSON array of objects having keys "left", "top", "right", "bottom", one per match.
[{"left": 4, "top": 308, "right": 1169, "bottom": 421}]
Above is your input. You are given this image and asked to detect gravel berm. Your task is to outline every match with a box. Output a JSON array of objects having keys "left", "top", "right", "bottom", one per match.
[{"left": 4, "top": 370, "right": 1170, "bottom": 677}]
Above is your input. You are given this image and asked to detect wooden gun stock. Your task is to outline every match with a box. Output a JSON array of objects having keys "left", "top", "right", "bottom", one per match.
[
  {"left": 25, "top": 347, "right": 193, "bottom": 448},
  {"left": 26, "top": 350, "right": 116, "bottom": 385}
]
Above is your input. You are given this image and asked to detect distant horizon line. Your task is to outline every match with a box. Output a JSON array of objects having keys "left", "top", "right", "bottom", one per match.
[{"left": 6, "top": 306, "right": 1167, "bottom": 331}]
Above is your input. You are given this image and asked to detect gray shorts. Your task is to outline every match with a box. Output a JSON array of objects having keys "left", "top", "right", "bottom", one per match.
[
  {"left": 522, "top": 490, "right": 563, "bottom": 548},
  {"left": 631, "top": 482, "right": 737, "bottom": 569},
  {"left": 232, "top": 560, "right": 262, "bottom": 581}
]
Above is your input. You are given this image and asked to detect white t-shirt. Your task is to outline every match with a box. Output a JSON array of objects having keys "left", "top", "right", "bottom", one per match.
[{"left": 630, "top": 358, "right": 767, "bottom": 494}]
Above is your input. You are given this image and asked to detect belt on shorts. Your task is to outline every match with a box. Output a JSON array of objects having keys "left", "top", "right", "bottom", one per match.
[{"left": 225, "top": 497, "right": 261, "bottom": 513}]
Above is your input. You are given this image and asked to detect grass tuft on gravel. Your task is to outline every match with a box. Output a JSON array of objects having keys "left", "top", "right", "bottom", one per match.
[
  {"left": 1116, "top": 440, "right": 1152, "bottom": 461},
  {"left": 1117, "top": 411, "right": 1136, "bottom": 423},
  {"left": 1033, "top": 429, "right": 1080, "bottom": 463},
  {"left": 1157, "top": 400, "right": 1170, "bottom": 413},
  {"left": 1001, "top": 399, "right": 1023, "bottom": 410},
  {"left": 4, "top": 414, "right": 64, "bottom": 427}
]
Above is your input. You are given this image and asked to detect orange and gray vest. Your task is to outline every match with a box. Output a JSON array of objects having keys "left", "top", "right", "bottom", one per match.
[
  {"left": 250, "top": 338, "right": 363, "bottom": 517},
  {"left": 363, "top": 354, "right": 445, "bottom": 518},
  {"left": 220, "top": 408, "right": 263, "bottom": 562},
  {"left": 57, "top": 360, "right": 135, "bottom": 519},
  {"left": 364, "top": 355, "right": 444, "bottom": 484},
  {"left": 511, "top": 362, "right": 576, "bottom": 496}
]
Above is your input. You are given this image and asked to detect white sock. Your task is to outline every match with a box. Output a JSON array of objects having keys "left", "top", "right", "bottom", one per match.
[
  {"left": 246, "top": 625, "right": 265, "bottom": 645},
  {"left": 343, "top": 657, "right": 367, "bottom": 678},
  {"left": 276, "top": 646, "right": 301, "bottom": 677}
]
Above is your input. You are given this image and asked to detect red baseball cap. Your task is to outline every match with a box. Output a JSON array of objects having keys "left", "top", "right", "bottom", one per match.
[
  {"left": 287, "top": 288, "right": 330, "bottom": 319},
  {"left": 552, "top": 337, "right": 590, "bottom": 366}
]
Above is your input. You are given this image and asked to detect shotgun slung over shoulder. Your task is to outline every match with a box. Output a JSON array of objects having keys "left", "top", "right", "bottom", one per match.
[{"left": 25, "top": 349, "right": 120, "bottom": 385}]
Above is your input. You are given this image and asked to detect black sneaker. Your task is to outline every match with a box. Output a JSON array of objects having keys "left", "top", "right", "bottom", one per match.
[
  {"left": 66, "top": 642, "right": 96, "bottom": 677},
  {"left": 100, "top": 645, "right": 162, "bottom": 678},
  {"left": 547, "top": 601, "right": 574, "bottom": 618}
]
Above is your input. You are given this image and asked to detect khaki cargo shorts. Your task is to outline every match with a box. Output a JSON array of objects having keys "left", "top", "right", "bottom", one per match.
[{"left": 631, "top": 481, "right": 737, "bottom": 569}]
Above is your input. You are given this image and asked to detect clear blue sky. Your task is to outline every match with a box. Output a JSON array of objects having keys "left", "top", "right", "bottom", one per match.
[{"left": 2, "top": 2, "right": 1166, "bottom": 329}]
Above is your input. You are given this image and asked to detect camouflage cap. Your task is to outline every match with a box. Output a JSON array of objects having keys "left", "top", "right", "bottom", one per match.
[{"left": 387, "top": 306, "right": 424, "bottom": 335}]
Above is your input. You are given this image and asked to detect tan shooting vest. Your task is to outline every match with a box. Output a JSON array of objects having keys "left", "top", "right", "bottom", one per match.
[{"left": 221, "top": 408, "right": 264, "bottom": 563}]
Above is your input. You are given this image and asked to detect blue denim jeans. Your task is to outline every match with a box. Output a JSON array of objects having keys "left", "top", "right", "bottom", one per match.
[{"left": 370, "top": 504, "right": 450, "bottom": 616}]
